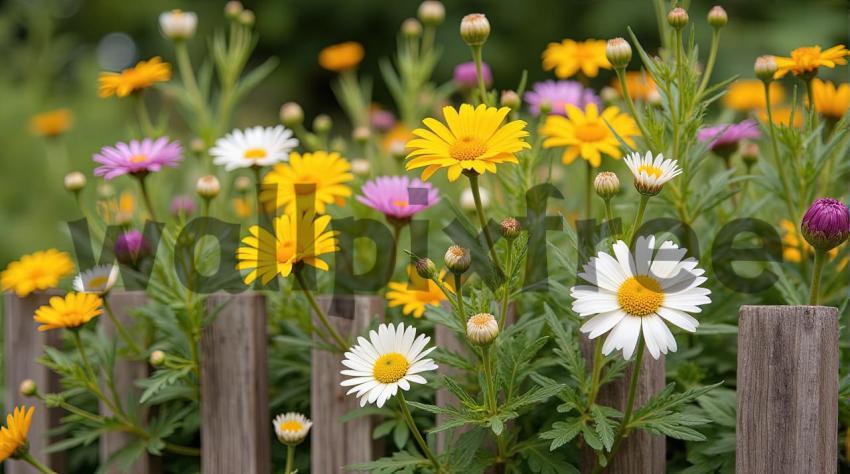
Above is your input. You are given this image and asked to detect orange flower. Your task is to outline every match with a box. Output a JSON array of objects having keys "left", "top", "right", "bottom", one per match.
[
  {"left": 612, "top": 72, "right": 657, "bottom": 102},
  {"left": 811, "top": 79, "right": 850, "bottom": 120},
  {"left": 773, "top": 45, "right": 850, "bottom": 78},
  {"left": 29, "top": 109, "right": 73, "bottom": 137},
  {"left": 318, "top": 42, "right": 364, "bottom": 72},
  {"left": 542, "top": 39, "right": 611, "bottom": 79},
  {"left": 98, "top": 57, "right": 171, "bottom": 98},
  {"left": 724, "top": 80, "right": 785, "bottom": 111}
]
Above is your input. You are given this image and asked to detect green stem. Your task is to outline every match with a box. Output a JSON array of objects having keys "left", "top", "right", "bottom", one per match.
[
  {"left": 397, "top": 391, "right": 443, "bottom": 473},
  {"left": 587, "top": 339, "right": 604, "bottom": 406},
  {"left": 697, "top": 29, "right": 721, "bottom": 97},
  {"left": 498, "top": 242, "right": 513, "bottom": 328},
  {"left": 134, "top": 94, "right": 157, "bottom": 137},
  {"left": 763, "top": 82, "right": 799, "bottom": 225},
  {"left": 72, "top": 330, "right": 98, "bottom": 383},
  {"left": 284, "top": 444, "right": 295, "bottom": 474},
  {"left": 614, "top": 68, "right": 654, "bottom": 153},
  {"left": 21, "top": 452, "right": 58, "bottom": 474},
  {"left": 603, "top": 198, "right": 619, "bottom": 243},
  {"left": 454, "top": 272, "right": 466, "bottom": 326},
  {"left": 585, "top": 161, "right": 593, "bottom": 218},
  {"left": 174, "top": 41, "right": 209, "bottom": 127},
  {"left": 135, "top": 175, "right": 158, "bottom": 221},
  {"left": 482, "top": 345, "right": 498, "bottom": 414},
  {"left": 295, "top": 271, "right": 348, "bottom": 352},
  {"left": 103, "top": 298, "right": 143, "bottom": 355},
  {"left": 468, "top": 174, "right": 503, "bottom": 273},
  {"left": 164, "top": 443, "right": 201, "bottom": 457},
  {"left": 628, "top": 195, "right": 650, "bottom": 244},
  {"left": 805, "top": 78, "right": 817, "bottom": 132},
  {"left": 809, "top": 249, "right": 826, "bottom": 305},
  {"left": 387, "top": 221, "right": 403, "bottom": 282},
  {"left": 470, "top": 45, "right": 489, "bottom": 105}
]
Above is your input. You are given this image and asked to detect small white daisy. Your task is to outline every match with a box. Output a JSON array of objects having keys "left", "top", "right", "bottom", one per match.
[
  {"left": 72, "top": 265, "right": 119, "bottom": 294},
  {"left": 340, "top": 322, "right": 438, "bottom": 408},
  {"left": 571, "top": 236, "right": 711, "bottom": 360},
  {"left": 623, "top": 151, "right": 682, "bottom": 196},
  {"left": 272, "top": 412, "right": 312, "bottom": 445},
  {"left": 210, "top": 125, "right": 298, "bottom": 171}
]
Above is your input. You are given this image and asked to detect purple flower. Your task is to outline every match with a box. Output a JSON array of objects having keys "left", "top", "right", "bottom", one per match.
[
  {"left": 801, "top": 198, "right": 850, "bottom": 251},
  {"left": 170, "top": 195, "right": 196, "bottom": 216},
  {"left": 524, "top": 80, "right": 601, "bottom": 116},
  {"left": 93, "top": 137, "right": 183, "bottom": 180},
  {"left": 115, "top": 230, "right": 149, "bottom": 264},
  {"left": 697, "top": 120, "right": 761, "bottom": 151},
  {"left": 453, "top": 61, "right": 492, "bottom": 90},
  {"left": 356, "top": 175, "right": 439, "bottom": 222},
  {"left": 370, "top": 108, "right": 397, "bottom": 132}
]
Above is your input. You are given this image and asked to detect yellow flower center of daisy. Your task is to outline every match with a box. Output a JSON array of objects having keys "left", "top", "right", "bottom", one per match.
[
  {"left": 617, "top": 275, "right": 664, "bottom": 317},
  {"left": 88, "top": 276, "right": 108, "bottom": 289},
  {"left": 244, "top": 148, "right": 268, "bottom": 160},
  {"left": 470, "top": 314, "right": 492, "bottom": 327},
  {"left": 575, "top": 123, "right": 609, "bottom": 142},
  {"left": 280, "top": 420, "right": 303, "bottom": 432},
  {"left": 293, "top": 175, "right": 319, "bottom": 195},
  {"left": 790, "top": 47, "right": 822, "bottom": 71},
  {"left": 129, "top": 154, "right": 147, "bottom": 163},
  {"left": 449, "top": 136, "right": 487, "bottom": 161},
  {"left": 637, "top": 164, "right": 662, "bottom": 178},
  {"left": 392, "top": 200, "right": 408, "bottom": 207},
  {"left": 276, "top": 241, "right": 296, "bottom": 264},
  {"left": 373, "top": 352, "right": 410, "bottom": 383}
]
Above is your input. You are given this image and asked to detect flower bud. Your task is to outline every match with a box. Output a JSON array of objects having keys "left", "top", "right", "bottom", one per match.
[
  {"left": 707, "top": 6, "right": 728, "bottom": 28},
  {"left": 801, "top": 198, "right": 850, "bottom": 251},
  {"left": 460, "top": 13, "right": 490, "bottom": 46},
  {"left": 313, "top": 114, "right": 332, "bottom": 134},
  {"left": 351, "top": 158, "right": 371, "bottom": 176},
  {"left": 606, "top": 38, "right": 632, "bottom": 69},
  {"left": 170, "top": 195, "right": 196, "bottom": 217},
  {"left": 64, "top": 171, "right": 87, "bottom": 193},
  {"left": 401, "top": 18, "right": 423, "bottom": 38},
  {"left": 444, "top": 245, "right": 471, "bottom": 274},
  {"left": 190, "top": 137, "right": 206, "bottom": 153},
  {"left": 224, "top": 1, "right": 243, "bottom": 19},
  {"left": 418, "top": 0, "right": 445, "bottom": 26},
  {"left": 330, "top": 137, "right": 347, "bottom": 153},
  {"left": 667, "top": 7, "right": 689, "bottom": 29},
  {"left": 97, "top": 183, "right": 115, "bottom": 199},
  {"left": 754, "top": 55, "right": 777, "bottom": 82},
  {"left": 500, "top": 90, "right": 520, "bottom": 109},
  {"left": 600, "top": 86, "right": 619, "bottom": 104},
  {"left": 279, "top": 102, "right": 304, "bottom": 127},
  {"left": 150, "top": 350, "right": 166, "bottom": 367},
  {"left": 159, "top": 9, "right": 198, "bottom": 41},
  {"left": 238, "top": 10, "right": 255, "bottom": 27},
  {"left": 234, "top": 176, "right": 252, "bottom": 193},
  {"left": 741, "top": 142, "right": 759, "bottom": 166},
  {"left": 594, "top": 172, "right": 620, "bottom": 200},
  {"left": 389, "top": 141, "right": 407, "bottom": 160},
  {"left": 196, "top": 175, "right": 221, "bottom": 199},
  {"left": 467, "top": 313, "right": 499, "bottom": 345},
  {"left": 414, "top": 257, "right": 438, "bottom": 280},
  {"left": 352, "top": 126, "right": 371, "bottom": 143},
  {"left": 539, "top": 100, "right": 552, "bottom": 115},
  {"left": 499, "top": 217, "right": 521, "bottom": 240},
  {"left": 19, "top": 379, "right": 37, "bottom": 397}
]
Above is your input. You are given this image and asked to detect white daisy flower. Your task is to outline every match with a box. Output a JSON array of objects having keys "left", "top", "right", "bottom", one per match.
[
  {"left": 623, "top": 151, "right": 682, "bottom": 196},
  {"left": 340, "top": 322, "right": 438, "bottom": 408},
  {"left": 159, "top": 9, "right": 198, "bottom": 40},
  {"left": 72, "top": 265, "right": 119, "bottom": 294},
  {"left": 210, "top": 125, "right": 298, "bottom": 171},
  {"left": 570, "top": 236, "right": 711, "bottom": 360},
  {"left": 272, "top": 412, "right": 312, "bottom": 445}
]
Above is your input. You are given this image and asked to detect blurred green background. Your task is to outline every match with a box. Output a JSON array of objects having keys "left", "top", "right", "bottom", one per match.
[{"left": 0, "top": 0, "right": 846, "bottom": 265}]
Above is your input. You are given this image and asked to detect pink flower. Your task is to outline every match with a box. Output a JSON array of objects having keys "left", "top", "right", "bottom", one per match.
[
  {"left": 801, "top": 198, "right": 850, "bottom": 250},
  {"left": 697, "top": 120, "right": 761, "bottom": 151},
  {"left": 170, "top": 195, "right": 196, "bottom": 216},
  {"left": 356, "top": 175, "right": 439, "bottom": 221},
  {"left": 453, "top": 61, "right": 492, "bottom": 90},
  {"left": 93, "top": 137, "right": 183, "bottom": 180},
  {"left": 524, "top": 80, "right": 601, "bottom": 116}
]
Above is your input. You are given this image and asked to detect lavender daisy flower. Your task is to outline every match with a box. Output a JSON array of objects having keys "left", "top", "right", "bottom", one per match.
[
  {"left": 370, "top": 108, "right": 397, "bottom": 132},
  {"left": 524, "top": 80, "right": 602, "bottom": 116},
  {"left": 453, "top": 61, "right": 492, "bottom": 90},
  {"left": 801, "top": 198, "right": 850, "bottom": 251},
  {"left": 357, "top": 176, "right": 439, "bottom": 223},
  {"left": 697, "top": 120, "right": 761, "bottom": 153},
  {"left": 170, "top": 195, "right": 196, "bottom": 217},
  {"left": 93, "top": 137, "right": 183, "bottom": 180}
]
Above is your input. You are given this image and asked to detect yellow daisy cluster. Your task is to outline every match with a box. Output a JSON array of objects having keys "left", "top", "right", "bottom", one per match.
[
  {"left": 261, "top": 151, "right": 353, "bottom": 214},
  {"left": 773, "top": 44, "right": 850, "bottom": 79},
  {"left": 1, "top": 249, "right": 75, "bottom": 297},
  {"left": 541, "top": 103, "right": 640, "bottom": 167},
  {"left": 98, "top": 57, "right": 171, "bottom": 98},
  {"left": 0, "top": 406, "right": 33, "bottom": 462},
  {"left": 386, "top": 267, "right": 453, "bottom": 318},
  {"left": 810, "top": 79, "right": 850, "bottom": 120},
  {"left": 542, "top": 39, "right": 611, "bottom": 79},
  {"left": 33, "top": 292, "right": 103, "bottom": 331}
]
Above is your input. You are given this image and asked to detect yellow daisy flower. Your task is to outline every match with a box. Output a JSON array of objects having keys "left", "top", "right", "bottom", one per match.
[
  {"left": 233, "top": 197, "right": 252, "bottom": 218},
  {"left": 98, "top": 57, "right": 172, "bottom": 98},
  {"left": 261, "top": 151, "right": 353, "bottom": 214},
  {"left": 0, "top": 406, "right": 34, "bottom": 462},
  {"left": 386, "top": 267, "right": 453, "bottom": 318},
  {"left": 34, "top": 292, "right": 103, "bottom": 331},
  {"left": 29, "top": 109, "right": 73, "bottom": 137},
  {"left": 757, "top": 105, "right": 803, "bottom": 128},
  {"left": 542, "top": 39, "right": 611, "bottom": 79},
  {"left": 405, "top": 104, "right": 530, "bottom": 181},
  {"left": 723, "top": 80, "right": 785, "bottom": 111},
  {"left": 1, "top": 249, "right": 75, "bottom": 297},
  {"left": 318, "top": 42, "right": 365, "bottom": 72},
  {"left": 612, "top": 72, "right": 657, "bottom": 102},
  {"left": 773, "top": 45, "right": 850, "bottom": 79},
  {"left": 811, "top": 79, "right": 850, "bottom": 120},
  {"left": 236, "top": 211, "right": 338, "bottom": 285},
  {"left": 541, "top": 103, "right": 640, "bottom": 167}
]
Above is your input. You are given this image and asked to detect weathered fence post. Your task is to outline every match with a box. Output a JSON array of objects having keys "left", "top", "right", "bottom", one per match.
[
  {"left": 4, "top": 291, "right": 65, "bottom": 474},
  {"left": 737, "top": 305, "right": 838, "bottom": 474},
  {"left": 201, "top": 292, "right": 269, "bottom": 474},
  {"left": 579, "top": 336, "right": 665, "bottom": 474},
  {"left": 311, "top": 295, "right": 384, "bottom": 473}
]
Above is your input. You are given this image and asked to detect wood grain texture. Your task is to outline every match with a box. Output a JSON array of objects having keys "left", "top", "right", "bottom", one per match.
[
  {"left": 4, "top": 291, "right": 65, "bottom": 474},
  {"left": 99, "top": 291, "right": 153, "bottom": 474},
  {"left": 579, "top": 335, "right": 665, "bottom": 474},
  {"left": 736, "top": 305, "right": 838, "bottom": 474},
  {"left": 312, "top": 295, "right": 384, "bottom": 474},
  {"left": 201, "top": 293, "right": 269, "bottom": 474}
]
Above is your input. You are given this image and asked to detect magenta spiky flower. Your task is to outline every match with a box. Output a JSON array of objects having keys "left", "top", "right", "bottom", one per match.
[
  {"left": 93, "top": 137, "right": 183, "bottom": 180},
  {"left": 524, "top": 80, "right": 601, "bottom": 116},
  {"left": 453, "top": 61, "right": 492, "bottom": 90},
  {"left": 115, "top": 230, "right": 149, "bottom": 264},
  {"left": 697, "top": 120, "right": 761, "bottom": 154},
  {"left": 801, "top": 198, "right": 850, "bottom": 251},
  {"left": 356, "top": 175, "right": 439, "bottom": 223}
]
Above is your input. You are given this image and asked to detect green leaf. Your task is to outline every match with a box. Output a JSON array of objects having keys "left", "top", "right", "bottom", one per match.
[
  {"left": 581, "top": 424, "right": 603, "bottom": 450},
  {"left": 346, "top": 451, "right": 427, "bottom": 473},
  {"left": 539, "top": 418, "right": 584, "bottom": 451},
  {"left": 590, "top": 405, "right": 616, "bottom": 451},
  {"left": 523, "top": 443, "right": 580, "bottom": 474}
]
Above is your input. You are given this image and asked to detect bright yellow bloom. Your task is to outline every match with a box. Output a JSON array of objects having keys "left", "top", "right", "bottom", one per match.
[
  {"left": 318, "top": 42, "right": 364, "bottom": 72},
  {"left": 386, "top": 267, "right": 453, "bottom": 318},
  {"left": 405, "top": 104, "right": 530, "bottom": 181},
  {"left": 233, "top": 197, "right": 252, "bottom": 218},
  {"left": 723, "top": 80, "right": 785, "bottom": 111},
  {"left": 0, "top": 406, "right": 34, "bottom": 462},
  {"left": 261, "top": 151, "right": 353, "bottom": 214},
  {"left": 541, "top": 103, "right": 640, "bottom": 167},
  {"left": 811, "top": 79, "right": 850, "bottom": 120},
  {"left": 1, "top": 249, "right": 75, "bottom": 297},
  {"left": 98, "top": 57, "right": 171, "bottom": 98},
  {"left": 236, "top": 211, "right": 338, "bottom": 285},
  {"left": 33, "top": 292, "right": 103, "bottom": 331},
  {"left": 773, "top": 45, "right": 850, "bottom": 79},
  {"left": 29, "top": 109, "right": 73, "bottom": 137},
  {"left": 542, "top": 39, "right": 611, "bottom": 79},
  {"left": 612, "top": 72, "right": 657, "bottom": 101},
  {"left": 757, "top": 105, "right": 803, "bottom": 128},
  {"left": 780, "top": 219, "right": 847, "bottom": 269}
]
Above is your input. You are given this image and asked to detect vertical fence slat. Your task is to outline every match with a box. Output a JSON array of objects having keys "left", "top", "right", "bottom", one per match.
[
  {"left": 580, "top": 336, "right": 665, "bottom": 474},
  {"left": 4, "top": 292, "right": 65, "bottom": 474},
  {"left": 737, "top": 305, "right": 838, "bottom": 474},
  {"left": 201, "top": 292, "right": 269, "bottom": 474},
  {"left": 311, "top": 295, "right": 384, "bottom": 473}
]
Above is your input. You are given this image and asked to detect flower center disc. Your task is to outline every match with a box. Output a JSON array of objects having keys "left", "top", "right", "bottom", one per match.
[
  {"left": 373, "top": 352, "right": 410, "bottom": 383},
  {"left": 244, "top": 148, "right": 268, "bottom": 160},
  {"left": 637, "top": 164, "right": 662, "bottom": 178},
  {"left": 280, "top": 420, "right": 303, "bottom": 432},
  {"left": 449, "top": 137, "right": 487, "bottom": 161},
  {"left": 617, "top": 275, "right": 664, "bottom": 316},
  {"left": 791, "top": 47, "right": 821, "bottom": 71},
  {"left": 392, "top": 200, "right": 408, "bottom": 208},
  {"left": 276, "top": 241, "right": 296, "bottom": 264},
  {"left": 575, "top": 123, "right": 609, "bottom": 142},
  {"left": 129, "top": 154, "right": 148, "bottom": 163},
  {"left": 469, "top": 314, "right": 491, "bottom": 328},
  {"left": 87, "top": 276, "right": 108, "bottom": 290}
]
